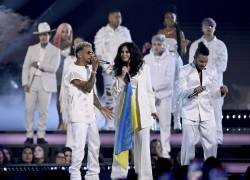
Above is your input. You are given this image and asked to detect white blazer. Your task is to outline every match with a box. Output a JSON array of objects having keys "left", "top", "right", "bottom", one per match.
[
  {"left": 113, "top": 64, "right": 156, "bottom": 128},
  {"left": 22, "top": 43, "right": 60, "bottom": 92},
  {"left": 177, "top": 63, "right": 222, "bottom": 121}
]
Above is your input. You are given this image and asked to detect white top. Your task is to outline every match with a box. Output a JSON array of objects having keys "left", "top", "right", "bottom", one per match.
[
  {"left": 177, "top": 63, "right": 221, "bottom": 121},
  {"left": 112, "top": 64, "right": 156, "bottom": 128},
  {"left": 189, "top": 36, "right": 228, "bottom": 85},
  {"left": 35, "top": 44, "right": 47, "bottom": 76},
  {"left": 144, "top": 50, "right": 176, "bottom": 99},
  {"left": 64, "top": 64, "right": 96, "bottom": 124},
  {"left": 94, "top": 24, "right": 132, "bottom": 72}
]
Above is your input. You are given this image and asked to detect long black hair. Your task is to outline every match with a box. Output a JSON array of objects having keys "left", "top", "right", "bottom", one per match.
[
  {"left": 164, "top": 4, "right": 183, "bottom": 56},
  {"left": 113, "top": 42, "right": 144, "bottom": 77}
]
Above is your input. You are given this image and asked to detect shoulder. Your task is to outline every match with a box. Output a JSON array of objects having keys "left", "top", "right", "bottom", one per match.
[
  {"left": 215, "top": 38, "right": 227, "bottom": 48},
  {"left": 180, "top": 64, "right": 192, "bottom": 75}
]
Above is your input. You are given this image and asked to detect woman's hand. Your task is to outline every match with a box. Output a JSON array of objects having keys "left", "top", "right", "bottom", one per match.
[{"left": 100, "top": 106, "right": 114, "bottom": 120}]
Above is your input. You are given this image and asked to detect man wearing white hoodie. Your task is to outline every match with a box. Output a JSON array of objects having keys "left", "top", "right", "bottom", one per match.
[{"left": 144, "top": 34, "right": 176, "bottom": 158}]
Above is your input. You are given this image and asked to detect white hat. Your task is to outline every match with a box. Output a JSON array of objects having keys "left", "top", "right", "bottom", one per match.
[{"left": 33, "top": 22, "right": 56, "bottom": 35}]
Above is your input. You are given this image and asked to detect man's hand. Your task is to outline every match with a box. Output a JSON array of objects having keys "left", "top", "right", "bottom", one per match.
[
  {"left": 100, "top": 106, "right": 114, "bottom": 120},
  {"left": 91, "top": 56, "right": 99, "bottom": 72},
  {"left": 220, "top": 85, "right": 228, "bottom": 96},
  {"left": 151, "top": 112, "right": 159, "bottom": 120},
  {"left": 23, "top": 85, "right": 30, "bottom": 93},
  {"left": 193, "top": 86, "right": 206, "bottom": 95},
  {"left": 30, "top": 61, "right": 39, "bottom": 68}
]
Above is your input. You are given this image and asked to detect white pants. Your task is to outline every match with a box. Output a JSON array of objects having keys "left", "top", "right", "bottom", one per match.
[
  {"left": 111, "top": 127, "right": 153, "bottom": 180},
  {"left": 213, "top": 98, "right": 224, "bottom": 144},
  {"left": 66, "top": 123, "right": 72, "bottom": 148},
  {"left": 181, "top": 117, "right": 217, "bottom": 165},
  {"left": 156, "top": 98, "right": 172, "bottom": 158},
  {"left": 102, "top": 72, "right": 115, "bottom": 128},
  {"left": 25, "top": 76, "right": 51, "bottom": 138},
  {"left": 69, "top": 121, "right": 100, "bottom": 180}
]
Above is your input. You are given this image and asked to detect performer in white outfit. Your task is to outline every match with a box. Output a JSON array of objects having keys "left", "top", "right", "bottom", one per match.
[
  {"left": 94, "top": 10, "right": 132, "bottom": 130},
  {"left": 144, "top": 34, "right": 176, "bottom": 158},
  {"left": 158, "top": 4, "right": 190, "bottom": 130},
  {"left": 52, "top": 23, "right": 73, "bottom": 130},
  {"left": 111, "top": 42, "right": 158, "bottom": 180},
  {"left": 22, "top": 22, "right": 60, "bottom": 145},
  {"left": 59, "top": 37, "right": 84, "bottom": 148},
  {"left": 64, "top": 42, "right": 112, "bottom": 180},
  {"left": 178, "top": 42, "right": 228, "bottom": 165},
  {"left": 189, "top": 18, "right": 228, "bottom": 144}
]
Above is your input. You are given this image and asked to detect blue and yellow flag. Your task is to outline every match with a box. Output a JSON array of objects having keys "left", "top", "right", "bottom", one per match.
[{"left": 114, "top": 81, "right": 139, "bottom": 169}]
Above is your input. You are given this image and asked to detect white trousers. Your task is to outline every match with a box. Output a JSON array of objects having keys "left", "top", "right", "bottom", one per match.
[
  {"left": 156, "top": 98, "right": 172, "bottom": 158},
  {"left": 102, "top": 72, "right": 115, "bottom": 128},
  {"left": 181, "top": 117, "right": 217, "bottom": 165},
  {"left": 25, "top": 76, "right": 51, "bottom": 138},
  {"left": 66, "top": 123, "right": 72, "bottom": 148},
  {"left": 69, "top": 121, "right": 100, "bottom": 180},
  {"left": 213, "top": 98, "right": 224, "bottom": 144},
  {"left": 111, "top": 127, "right": 153, "bottom": 180}
]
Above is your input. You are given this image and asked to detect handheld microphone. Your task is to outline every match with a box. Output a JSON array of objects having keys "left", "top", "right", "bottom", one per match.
[
  {"left": 188, "top": 86, "right": 206, "bottom": 99},
  {"left": 98, "top": 59, "right": 110, "bottom": 64}
]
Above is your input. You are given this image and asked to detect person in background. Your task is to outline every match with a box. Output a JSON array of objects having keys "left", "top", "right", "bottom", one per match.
[
  {"left": 55, "top": 151, "right": 66, "bottom": 164},
  {"left": 53, "top": 23, "right": 73, "bottom": 130},
  {"left": 158, "top": 4, "right": 190, "bottom": 130},
  {"left": 144, "top": 34, "right": 176, "bottom": 158},
  {"left": 64, "top": 147, "right": 72, "bottom": 165},
  {"left": 34, "top": 145, "right": 46, "bottom": 164},
  {"left": 94, "top": 9, "right": 132, "bottom": 130},
  {"left": 0, "top": 148, "right": 8, "bottom": 166},
  {"left": 189, "top": 18, "right": 228, "bottom": 144},
  {"left": 22, "top": 22, "right": 60, "bottom": 145},
  {"left": 21, "top": 146, "right": 33, "bottom": 164}
]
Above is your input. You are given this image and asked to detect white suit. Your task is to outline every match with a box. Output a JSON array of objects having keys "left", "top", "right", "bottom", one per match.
[
  {"left": 189, "top": 36, "right": 228, "bottom": 143},
  {"left": 94, "top": 24, "right": 132, "bottom": 129},
  {"left": 144, "top": 50, "right": 176, "bottom": 158},
  {"left": 111, "top": 64, "right": 156, "bottom": 180},
  {"left": 178, "top": 63, "right": 222, "bottom": 165},
  {"left": 22, "top": 43, "right": 60, "bottom": 138}
]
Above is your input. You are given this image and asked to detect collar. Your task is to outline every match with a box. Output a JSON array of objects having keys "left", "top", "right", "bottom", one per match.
[
  {"left": 201, "top": 35, "right": 217, "bottom": 43},
  {"left": 106, "top": 24, "right": 121, "bottom": 32}
]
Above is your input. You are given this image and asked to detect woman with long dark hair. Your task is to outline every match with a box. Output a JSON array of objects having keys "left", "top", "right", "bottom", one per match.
[
  {"left": 158, "top": 4, "right": 189, "bottom": 130},
  {"left": 111, "top": 42, "right": 158, "bottom": 180}
]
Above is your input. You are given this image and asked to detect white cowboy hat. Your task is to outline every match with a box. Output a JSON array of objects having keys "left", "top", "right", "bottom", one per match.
[{"left": 33, "top": 22, "right": 56, "bottom": 35}]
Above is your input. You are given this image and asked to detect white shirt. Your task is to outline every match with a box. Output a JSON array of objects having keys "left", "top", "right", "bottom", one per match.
[
  {"left": 144, "top": 50, "right": 176, "bottom": 99},
  {"left": 64, "top": 64, "right": 95, "bottom": 124},
  {"left": 189, "top": 36, "right": 228, "bottom": 85},
  {"left": 177, "top": 63, "right": 221, "bottom": 121},
  {"left": 35, "top": 44, "right": 47, "bottom": 76},
  {"left": 94, "top": 24, "right": 132, "bottom": 71}
]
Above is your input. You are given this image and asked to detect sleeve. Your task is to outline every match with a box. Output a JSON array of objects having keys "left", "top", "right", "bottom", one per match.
[
  {"left": 207, "top": 70, "right": 223, "bottom": 99},
  {"left": 40, "top": 48, "right": 61, "bottom": 73},
  {"left": 22, "top": 46, "right": 31, "bottom": 86},
  {"left": 215, "top": 42, "right": 228, "bottom": 73},
  {"left": 124, "top": 28, "right": 132, "bottom": 42},
  {"left": 177, "top": 68, "right": 195, "bottom": 99},
  {"left": 145, "top": 65, "right": 157, "bottom": 113},
  {"left": 112, "top": 76, "right": 126, "bottom": 99},
  {"left": 94, "top": 28, "right": 105, "bottom": 59},
  {"left": 188, "top": 41, "right": 197, "bottom": 63}
]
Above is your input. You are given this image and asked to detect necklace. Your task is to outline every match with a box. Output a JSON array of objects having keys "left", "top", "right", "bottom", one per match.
[{"left": 164, "top": 28, "right": 175, "bottom": 35}]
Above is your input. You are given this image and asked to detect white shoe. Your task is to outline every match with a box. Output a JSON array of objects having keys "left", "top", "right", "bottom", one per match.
[{"left": 174, "top": 121, "right": 182, "bottom": 130}]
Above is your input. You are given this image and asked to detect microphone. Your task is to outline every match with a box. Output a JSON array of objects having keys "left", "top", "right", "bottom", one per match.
[
  {"left": 98, "top": 59, "right": 110, "bottom": 64},
  {"left": 188, "top": 86, "right": 206, "bottom": 99}
]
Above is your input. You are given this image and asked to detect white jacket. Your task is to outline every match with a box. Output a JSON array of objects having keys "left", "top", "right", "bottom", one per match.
[
  {"left": 189, "top": 36, "right": 228, "bottom": 85},
  {"left": 112, "top": 64, "right": 156, "bottom": 128},
  {"left": 177, "top": 63, "right": 222, "bottom": 121},
  {"left": 144, "top": 50, "right": 176, "bottom": 99},
  {"left": 22, "top": 43, "right": 60, "bottom": 92},
  {"left": 94, "top": 24, "right": 132, "bottom": 71}
]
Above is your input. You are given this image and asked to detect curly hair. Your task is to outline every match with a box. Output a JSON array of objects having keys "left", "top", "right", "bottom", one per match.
[{"left": 113, "top": 42, "right": 144, "bottom": 77}]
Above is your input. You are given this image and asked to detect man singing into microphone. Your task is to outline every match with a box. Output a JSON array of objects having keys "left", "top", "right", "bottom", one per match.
[
  {"left": 64, "top": 41, "right": 113, "bottom": 180},
  {"left": 177, "top": 42, "right": 228, "bottom": 165}
]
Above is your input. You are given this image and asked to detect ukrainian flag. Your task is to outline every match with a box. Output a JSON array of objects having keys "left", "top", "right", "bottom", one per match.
[{"left": 114, "top": 81, "right": 139, "bottom": 169}]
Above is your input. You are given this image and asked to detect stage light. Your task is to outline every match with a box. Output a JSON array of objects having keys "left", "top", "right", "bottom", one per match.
[
  {"left": 83, "top": 166, "right": 87, "bottom": 170},
  {"left": 238, "top": 115, "right": 241, "bottom": 119},
  {"left": 226, "top": 115, "right": 230, "bottom": 119},
  {"left": 243, "top": 115, "right": 247, "bottom": 119},
  {"left": 232, "top": 115, "right": 236, "bottom": 119},
  {"left": 226, "top": 128, "right": 229, "bottom": 132}
]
